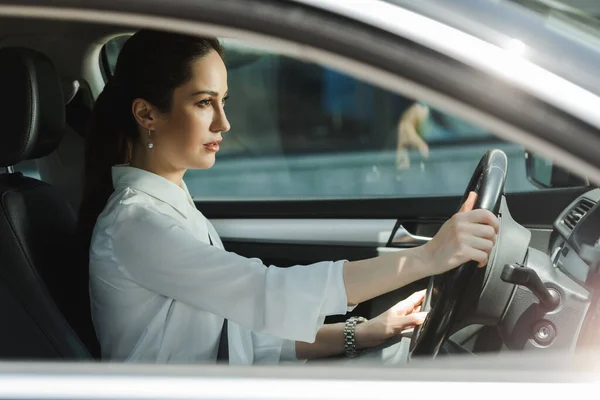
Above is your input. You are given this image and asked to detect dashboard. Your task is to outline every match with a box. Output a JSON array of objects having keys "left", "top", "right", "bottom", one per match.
[
  {"left": 546, "top": 188, "right": 600, "bottom": 349},
  {"left": 550, "top": 188, "right": 600, "bottom": 285},
  {"left": 494, "top": 188, "right": 599, "bottom": 351}
]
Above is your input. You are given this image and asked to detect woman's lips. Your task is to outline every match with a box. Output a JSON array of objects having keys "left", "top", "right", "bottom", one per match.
[{"left": 203, "top": 140, "right": 221, "bottom": 152}]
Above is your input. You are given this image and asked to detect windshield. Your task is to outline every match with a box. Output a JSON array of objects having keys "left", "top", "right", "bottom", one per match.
[
  {"left": 389, "top": 0, "right": 600, "bottom": 97},
  {"left": 509, "top": 0, "right": 600, "bottom": 48}
]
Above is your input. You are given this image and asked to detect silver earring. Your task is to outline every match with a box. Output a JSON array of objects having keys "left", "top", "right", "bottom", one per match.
[{"left": 147, "top": 129, "right": 154, "bottom": 149}]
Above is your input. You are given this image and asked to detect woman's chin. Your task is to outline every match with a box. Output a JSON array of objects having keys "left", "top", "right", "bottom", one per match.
[{"left": 190, "top": 155, "right": 216, "bottom": 170}]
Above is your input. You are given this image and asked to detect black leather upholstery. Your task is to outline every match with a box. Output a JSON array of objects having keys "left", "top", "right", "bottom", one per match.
[
  {"left": 0, "top": 47, "right": 97, "bottom": 359},
  {"left": 0, "top": 173, "right": 92, "bottom": 359},
  {"left": 0, "top": 47, "right": 66, "bottom": 167}
]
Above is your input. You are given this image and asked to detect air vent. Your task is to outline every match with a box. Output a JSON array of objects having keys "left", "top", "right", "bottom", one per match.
[{"left": 562, "top": 198, "right": 596, "bottom": 234}]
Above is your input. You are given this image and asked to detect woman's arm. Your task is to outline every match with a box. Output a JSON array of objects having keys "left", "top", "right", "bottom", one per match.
[
  {"left": 296, "top": 290, "right": 428, "bottom": 360},
  {"left": 342, "top": 247, "right": 427, "bottom": 307},
  {"left": 295, "top": 323, "right": 348, "bottom": 360},
  {"left": 342, "top": 192, "right": 498, "bottom": 306}
]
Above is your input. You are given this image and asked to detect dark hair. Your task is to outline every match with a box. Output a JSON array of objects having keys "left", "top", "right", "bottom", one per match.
[{"left": 77, "top": 29, "right": 223, "bottom": 250}]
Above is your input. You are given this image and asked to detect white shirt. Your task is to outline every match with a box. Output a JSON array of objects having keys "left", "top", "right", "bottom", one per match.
[{"left": 89, "top": 165, "right": 352, "bottom": 364}]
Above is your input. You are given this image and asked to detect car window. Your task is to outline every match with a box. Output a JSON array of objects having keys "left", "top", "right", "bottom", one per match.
[
  {"left": 12, "top": 160, "right": 40, "bottom": 180},
  {"left": 102, "top": 35, "right": 129, "bottom": 75},
  {"left": 103, "top": 37, "right": 542, "bottom": 199}
]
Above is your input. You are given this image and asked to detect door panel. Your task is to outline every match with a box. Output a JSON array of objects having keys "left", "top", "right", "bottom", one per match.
[{"left": 212, "top": 219, "right": 395, "bottom": 247}]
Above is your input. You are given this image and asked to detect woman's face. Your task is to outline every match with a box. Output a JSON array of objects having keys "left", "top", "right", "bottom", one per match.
[{"left": 152, "top": 49, "right": 230, "bottom": 171}]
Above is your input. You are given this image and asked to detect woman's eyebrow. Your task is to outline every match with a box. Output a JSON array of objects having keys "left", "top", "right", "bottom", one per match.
[{"left": 190, "top": 90, "right": 219, "bottom": 97}]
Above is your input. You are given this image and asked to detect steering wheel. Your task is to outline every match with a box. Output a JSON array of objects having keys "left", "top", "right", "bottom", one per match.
[{"left": 409, "top": 149, "right": 507, "bottom": 358}]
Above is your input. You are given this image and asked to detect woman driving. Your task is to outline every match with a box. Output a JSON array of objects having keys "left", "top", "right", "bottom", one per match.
[{"left": 79, "top": 30, "right": 499, "bottom": 364}]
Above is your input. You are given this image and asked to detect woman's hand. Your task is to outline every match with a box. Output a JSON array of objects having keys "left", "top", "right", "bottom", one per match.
[
  {"left": 419, "top": 191, "right": 500, "bottom": 276},
  {"left": 355, "top": 290, "right": 427, "bottom": 350},
  {"left": 295, "top": 290, "right": 426, "bottom": 360}
]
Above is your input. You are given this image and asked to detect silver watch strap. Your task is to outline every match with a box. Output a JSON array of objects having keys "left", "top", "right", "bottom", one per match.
[{"left": 344, "top": 316, "right": 367, "bottom": 358}]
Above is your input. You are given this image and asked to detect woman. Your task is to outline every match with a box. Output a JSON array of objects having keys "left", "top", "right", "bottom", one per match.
[{"left": 79, "top": 29, "right": 499, "bottom": 364}]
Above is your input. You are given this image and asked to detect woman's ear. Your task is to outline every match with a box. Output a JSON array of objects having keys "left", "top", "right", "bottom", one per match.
[{"left": 131, "top": 98, "right": 157, "bottom": 131}]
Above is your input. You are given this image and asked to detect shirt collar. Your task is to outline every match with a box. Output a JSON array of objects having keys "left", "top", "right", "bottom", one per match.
[{"left": 111, "top": 165, "right": 195, "bottom": 218}]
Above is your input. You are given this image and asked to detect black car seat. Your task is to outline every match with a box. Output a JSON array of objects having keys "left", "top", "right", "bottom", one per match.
[
  {"left": 36, "top": 78, "right": 88, "bottom": 214},
  {"left": 0, "top": 47, "right": 97, "bottom": 359}
]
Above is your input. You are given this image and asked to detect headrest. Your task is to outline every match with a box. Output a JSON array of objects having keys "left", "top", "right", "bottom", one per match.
[{"left": 0, "top": 47, "right": 66, "bottom": 167}]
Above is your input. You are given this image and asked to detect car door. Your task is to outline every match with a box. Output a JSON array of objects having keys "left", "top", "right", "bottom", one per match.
[{"left": 97, "top": 0, "right": 596, "bottom": 350}]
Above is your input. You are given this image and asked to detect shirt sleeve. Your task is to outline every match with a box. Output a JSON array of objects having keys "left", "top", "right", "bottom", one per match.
[
  {"left": 109, "top": 204, "right": 351, "bottom": 344},
  {"left": 249, "top": 332, "right": 303, "bottom": 365}
]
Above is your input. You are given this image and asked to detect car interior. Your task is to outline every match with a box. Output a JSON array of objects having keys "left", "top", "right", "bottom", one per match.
[{"left": 0, "top": 14, "right": 598, "bottom": 364}]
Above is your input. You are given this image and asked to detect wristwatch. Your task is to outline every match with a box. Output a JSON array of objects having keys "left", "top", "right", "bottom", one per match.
[{"left": 344, "top": 316, "right": 367, "bottom": 358}]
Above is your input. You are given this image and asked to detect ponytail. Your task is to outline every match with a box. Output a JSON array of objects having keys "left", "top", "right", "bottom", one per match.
[{"left": 77, "top": 79, "right": 135, "bottom": 251}]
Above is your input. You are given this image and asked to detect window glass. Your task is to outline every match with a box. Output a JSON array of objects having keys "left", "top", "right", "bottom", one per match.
[
  {"left": 103, "top": 37, "right": 541, "bottom": 200},
  {"left": 103, "top": 35, "right": 129, "bottom": 74},
  {"left": 13, "top": 160, "right": 40, "bottom": 180}
]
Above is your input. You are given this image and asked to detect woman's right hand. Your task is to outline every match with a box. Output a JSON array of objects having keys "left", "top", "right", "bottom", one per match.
[{"left": 418, "top": 191, "right": 499, "bottom": 276}]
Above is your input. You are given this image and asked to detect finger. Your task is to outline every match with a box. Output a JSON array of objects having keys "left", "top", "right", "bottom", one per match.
[
  {"left": 464, "top": 223, "right": 497, "bottom": 244},
  {"left": 459, "top": 191, "right": 478, "bottom": 213},
  {"left": 466, "top": 248, "right": 490, "bottom": 268},
  {"left": 400, "top": 312, "right": 428, "bottom": 328},
  {"left": 405, "top": 289, "right": 426, "bottom": 307},
  {"left": 465, "top": 209, "right": 500, "bottom": 233},
  {"left": 464, "top": 236, "right": 495, "bottom": 254},
  {"left": 391, "top": 289, "right": 426, "bottom": 313}
]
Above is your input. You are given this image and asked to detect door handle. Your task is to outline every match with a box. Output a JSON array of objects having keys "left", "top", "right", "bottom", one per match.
[{"left": 389, "top": 224, "right": 432, "bottom": 247}]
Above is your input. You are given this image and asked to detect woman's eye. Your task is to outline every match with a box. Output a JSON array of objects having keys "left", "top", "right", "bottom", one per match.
[
  {"left": 197, "top": 99, "right": 212, "bottom": 107},
  {"left": 222, "top": 96, "right": 229, "bottom": 107}
]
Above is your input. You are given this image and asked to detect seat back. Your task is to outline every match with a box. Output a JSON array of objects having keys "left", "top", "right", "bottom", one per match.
[{"left": 0, "top": 47, "right": 95, "bottom": 359}]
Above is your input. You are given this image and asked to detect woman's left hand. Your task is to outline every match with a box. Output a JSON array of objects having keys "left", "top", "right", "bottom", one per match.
[{"left": 355, "top": 290, "right": 428, "bottom": 350}]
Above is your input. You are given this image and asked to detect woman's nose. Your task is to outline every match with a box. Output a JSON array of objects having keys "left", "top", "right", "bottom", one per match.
[{"left": 211, "top": 107, "right": 230, "bottom": 133}]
